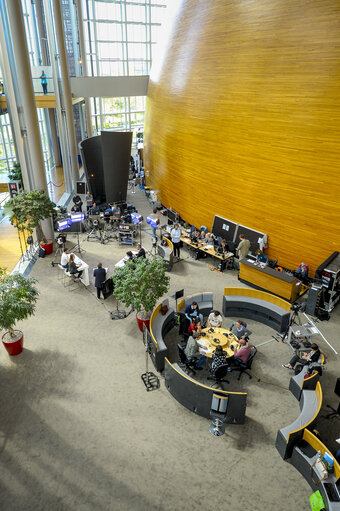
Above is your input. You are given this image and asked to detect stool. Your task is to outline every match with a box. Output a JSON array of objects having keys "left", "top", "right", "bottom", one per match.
[{"left": 57, "top": 264, "right": 66, "bottom": 282}]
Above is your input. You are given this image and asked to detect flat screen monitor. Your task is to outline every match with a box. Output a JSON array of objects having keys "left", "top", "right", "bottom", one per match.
[
  {"left": 102, "top": 278, "right": 114, "bottom": 299},
  {"left": 167, "top": 208, "right": 178, "bottom": 225},
  {"left": 212, "top": 215, "right": 237, "bottom": 242}
]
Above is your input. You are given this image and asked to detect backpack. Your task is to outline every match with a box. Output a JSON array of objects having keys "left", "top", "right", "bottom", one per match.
[{"left": 39, "top": 247, "right": 46, "bottom": 258}]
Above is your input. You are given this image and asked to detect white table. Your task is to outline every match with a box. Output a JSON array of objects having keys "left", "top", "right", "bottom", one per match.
[
  {"left": 115, "top": 251, "right": 137, "bottom": 268},
  {"left": 73, "top": 255, "right": 89, "bottom": 286}
]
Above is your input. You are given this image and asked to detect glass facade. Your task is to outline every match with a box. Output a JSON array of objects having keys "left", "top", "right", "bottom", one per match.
[
  {"left": 82, "top": 0, "right": 167, "bottom": 136},
  {"left": 0, "top": 0, "right": 168, "bottom": 182}
]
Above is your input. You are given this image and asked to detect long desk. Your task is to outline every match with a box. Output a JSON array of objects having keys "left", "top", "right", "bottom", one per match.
[
  {"left": 74, "top": 255, "right": 89, "bottom": 286},
  {"left": 239, "top": 259, "right": 300, "bottom": 302},
  {"left": 180, "top": 233, "right": 234, "bottom": 269}
]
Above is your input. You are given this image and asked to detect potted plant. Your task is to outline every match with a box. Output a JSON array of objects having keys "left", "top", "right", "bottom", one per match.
[
  {"left": 111, "top": 257, "right": 170, "bottom": 331},
  {"left": 0, "top": 271, "right": 39, "bottom": 356},
  {"left": 7, "top": 190, "right": 55, "bottom": 254},
  {"left": 8, "top": 161, "right": 23, "bottom": 182}
]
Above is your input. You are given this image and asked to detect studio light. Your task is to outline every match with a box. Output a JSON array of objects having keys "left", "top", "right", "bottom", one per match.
[
  {"left": 131, "top": 212, "right": 143, "bottom": 224},
  {"left": 71, "top": 212, "right": 86, "bottom": 223},
  {"left": 146, "top": 215, "right": 160, "bottom": 228},
  {"left": 57, "top": 218, "right": 72, "bottom": 231}
]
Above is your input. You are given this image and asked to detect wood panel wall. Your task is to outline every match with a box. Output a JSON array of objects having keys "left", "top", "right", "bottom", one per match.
[{"left": 144, "top": 0, "right": 340, "bottom": 275}]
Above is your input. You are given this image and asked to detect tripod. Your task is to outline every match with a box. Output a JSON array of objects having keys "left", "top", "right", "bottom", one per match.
[{"left": 141, "top": 326, "right": 160, "bottom": 391}]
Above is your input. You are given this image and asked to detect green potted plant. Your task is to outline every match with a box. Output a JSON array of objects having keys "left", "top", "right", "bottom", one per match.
[
  {"left": 111, "top": 257, "right": 170, "bottom": 331},
  {"left": 0, "top": 271, "right": 39, "bottom": 356},
  {"left": 7, "top": 190, "right": 55, "bottom": 254},
  {"left": 8, "top": 161, "right": 22, "bottom": 182}
]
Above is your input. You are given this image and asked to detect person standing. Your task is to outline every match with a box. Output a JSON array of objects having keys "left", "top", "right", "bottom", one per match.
[
  {"left": 86, "top": 191, "right": 93, "bottom": 212},
  {"left": 40, "top": 70, "right": 48, "bottom": 94},
  {"left": 236, "top": 233, "right": 251, "bottom": 268},
  {"left": 72, "top": 193, "right": 83, "bottom": 212},
  {"left": 171, "top": 222, "right": 181, "bottom": 259},
  {"left": 93, "top": 263, "right": 107, "bottom": 299}
]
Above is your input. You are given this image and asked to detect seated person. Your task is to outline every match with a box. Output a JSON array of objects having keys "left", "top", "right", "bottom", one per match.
[
  {"left": 230, "top": 335, "right": 251, "bottom": 365},
  {"left": 135, "top": 243, "right": 146, "bottom": 258},
  {"left": 218, "top": 238, "right": 228, "bottom": 255},
  {"left": 255, "top": 249, "right": 269, "bottom": 266},
  {"left": 205, "top": 232, "right": 215, "bottom": 245},
  {"left": 207, "top": 310, "right": 223, "bottom": 328},
  {"left": 198, "top": 230, "right": 207, "bottom": 243},
  {"left": 191, "top": 228, "right": 200, "bottom": 242},
  {"left": 72, "top": 193, "right": 83, "bottom": 211},
  {"left": 185, "top": 301, "right": 204, "bottom": 325},
  {"left": 89, "top": 203, "right": 100, "bottom": 215},
  {"left": 69, "top": 253, "right": 83, "bottom": 279},
  {"left": 60, "top": 247, "right": 70, "bottom": 270},
  {"left": 188, "top": 317, "right": 202, "bottom": 335},
  {"left": 184, "top": 332, "right": 206, "bottom": 369},
  {"left": 71, "top": 203, "right": 81, "bottom": 214},
  {"left": 125, "top": 250, "right": 134, "bottom": 262},
  {"left": 211, "top": 345, "right": 228, "bottom": 376},
  {"left": 229, "top": 320, "right": 247, "bottom": 339},
  {"left": 111, "top": 203, "right": 121, "bottom": 218},
  {"left": 282, "top": 343, "right": 321, "bottom": 371}
]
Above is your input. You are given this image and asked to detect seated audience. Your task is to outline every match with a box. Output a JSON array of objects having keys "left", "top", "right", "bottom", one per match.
[
  {"left": 135, "top": 243, "right": 146, "bottom": 258},
  {"left": 184, "top": 331, "right": 206, "bottom": 369},
  {"left": 69, "top": 254, "right": 83, "bottom": 279},
  {"left": 229, "top": 320, "right": 247, "bottom": 339},
  {"left": 93, "top": 262, "right": 107, "bottom": 299},
  {"left": 198, "top": 230, "right": 207, "bottom": 242},
  {"left": 230, "top": 335, "right": 251, "bottom": 365},
  {"left": 205, "top": 232, "right": 215, "bottom": 245},
  {"left": 191, "top": 228, "right": 200, "bottom": 241},
  {"left": 211, "top": 345, "right": 228, "bottom": 376},
  {"left": 71, "top": 203, "right": 81, "bottom": 214},
  {"left": 255, "top": 249, "right": 269, "bottom": 265},
  {"left": 207, "top": 310, "right": 223, "bottom": 328},
  {"left": 282, "top": 343, "right": 321, "bottom": 371},
  {"left": 185, "top": 301, "right": 204, "bottom": 324},
  {"left": 218, "top": 238, "right": 228, "bottom": 254},
  {"left": 60, "top": 248, "right": 70, "bottom": 270},
  {"left": 126, "top": 251, "right": 134, "bottom": 262},
  {"left": 188, "top": 317, "right": 202, "bottom": 335}
]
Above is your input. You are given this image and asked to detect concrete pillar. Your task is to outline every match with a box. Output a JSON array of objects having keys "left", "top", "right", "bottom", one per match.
[
  {"left": 48, "top": 109, "right": 61, "bottom": 166},
  {"left": 76, "top": 0, "right": 93, "bottom": 138},
  {"left": 6, "top": 0, "right": 48, "bottom": 193},
  {"left": 51, "top": 0, "right": 79, "bottom": 188}
]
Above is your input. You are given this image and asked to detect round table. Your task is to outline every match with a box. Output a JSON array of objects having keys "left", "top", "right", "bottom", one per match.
[{"left": 199, "top": 327, "right": 240, "bottom": 358}]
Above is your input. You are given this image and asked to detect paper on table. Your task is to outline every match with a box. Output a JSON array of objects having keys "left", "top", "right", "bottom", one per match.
[
  {"left": 197, "top": 339, "right": 207, "bottom": 347},
  {"left": 200, "top": 347, "right": 211, "bottom": 354}
]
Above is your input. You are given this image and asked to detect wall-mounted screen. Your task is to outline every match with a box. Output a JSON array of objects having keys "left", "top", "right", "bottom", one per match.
[{"left": 212, "top": 215, "right": 237, "bottom": 241}]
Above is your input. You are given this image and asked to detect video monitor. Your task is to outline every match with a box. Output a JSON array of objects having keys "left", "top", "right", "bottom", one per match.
[
  {"left": 167, "top": 208, "right": 178, "bottom": 225},
  {"left": 212, "top": 215, "right": 237, "bottom": 242},
  {"left": 234, "top": 224, "right": 266, "bottom": 255}
]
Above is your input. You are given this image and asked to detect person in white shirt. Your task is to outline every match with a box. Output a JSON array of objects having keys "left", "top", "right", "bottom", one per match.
[
  {"left": 171, "top": 223, "right": 181, "bottom": 258},
  {"left": 207, "top": 310, "right": 223, "bottom": 328},
  {"left": 60, "top": 248, "right": 70, "bottom": 270}
]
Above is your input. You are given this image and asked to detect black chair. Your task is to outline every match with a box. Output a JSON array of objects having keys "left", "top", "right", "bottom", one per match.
[
  {"left": 268, "top": 258, "right": 278, "bottom": 269},
  {"left": 179, "top": 316, "right": 191, "bottom": 341},
  {"left": 207, "top": 364, "right": 230, "bottom": 388},
  {"left": 232, "top": 347, "right": 257, "bottom": 381},
  {"left": 177, "top": 344, "right": 196, "bottom": 375}
]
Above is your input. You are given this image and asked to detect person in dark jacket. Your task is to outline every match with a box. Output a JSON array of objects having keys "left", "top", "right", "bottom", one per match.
[
  {"left": 69, "top": 254, "right": 83, "bottom": 280},
  {"left": 135, "top": 243, "right": 146, "bottom": 258},
  {"left": 282, "top": 343, "right": 321, "bottom": 370},
  {"left": 93, "top": 262, "right": 107, "bottom": 299}
]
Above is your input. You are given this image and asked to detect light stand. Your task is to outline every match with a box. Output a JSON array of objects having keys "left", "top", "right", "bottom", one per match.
[{"left": 141, "top": 324, "right": 160, "bottom": 391}]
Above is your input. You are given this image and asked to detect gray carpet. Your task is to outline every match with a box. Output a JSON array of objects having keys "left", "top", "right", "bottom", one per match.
[{"left": 1, "top": 188, "right": 339, "bottom": 511}]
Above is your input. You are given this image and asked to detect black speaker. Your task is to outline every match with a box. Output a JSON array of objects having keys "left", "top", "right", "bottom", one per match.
[
  {"left": 334, "top": 377, "right": 340, "bottom": 398},
  {"left": 76, "top": 181, "right": 86, "bottom": 195}
]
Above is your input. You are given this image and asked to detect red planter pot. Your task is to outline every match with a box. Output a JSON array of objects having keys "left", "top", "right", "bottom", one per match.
[
  {"left": 2, "top": 330, "right": 24, "bottom": 356},
  {"left": 40, "top": 239, "right": 53, "bottom": 255},
  {"left": 136, "top": 314, "right": 150, "bottom": 332}
]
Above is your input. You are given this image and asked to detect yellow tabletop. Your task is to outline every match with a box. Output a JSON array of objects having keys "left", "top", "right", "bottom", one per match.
[{"left": 198, "top": 327, "right": 240, "bottom": 358}]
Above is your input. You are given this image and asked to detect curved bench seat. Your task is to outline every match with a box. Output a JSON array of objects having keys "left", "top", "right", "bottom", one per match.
[
  {"left": 149, "top": 300, "right": 175, "bottom": 372},
  {"left": 177, "top": 292, "right": 214, "bottom": 317},
  {"left": 222, "top": 288, "right": 290, "bottom": 333},
  {"left": 276, "top": 382, "right": 322, "bottom": 460},
  {"left": 164, "top": 359, "right": 247, "bottom": 423}
]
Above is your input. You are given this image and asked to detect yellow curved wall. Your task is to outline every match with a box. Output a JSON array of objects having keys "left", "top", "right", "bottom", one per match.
[{"left": 144, "top": 0, "right": 340, "bottom": 275}]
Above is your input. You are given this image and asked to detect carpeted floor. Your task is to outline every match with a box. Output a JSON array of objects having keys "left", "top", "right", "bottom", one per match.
[{"left": 0, "top": 188, "right": 339, "bottom": 511}]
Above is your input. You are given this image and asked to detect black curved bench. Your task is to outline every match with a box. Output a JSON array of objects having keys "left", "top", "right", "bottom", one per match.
[{"left": 149, "top": 300, "right": 175, "bottom": 372}]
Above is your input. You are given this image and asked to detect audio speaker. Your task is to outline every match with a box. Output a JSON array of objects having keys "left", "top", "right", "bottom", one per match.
[{"left": 76, "top": 181, "right": 86, "bottom": 195}]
